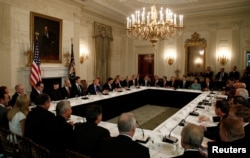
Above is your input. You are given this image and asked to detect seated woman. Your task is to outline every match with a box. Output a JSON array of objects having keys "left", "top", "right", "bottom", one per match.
[
  {"left": 190, "top": 77, "right": 201, "bottom": 90},
  {"left": 7, "top": 94, "right": 30, "bottom": 136}
]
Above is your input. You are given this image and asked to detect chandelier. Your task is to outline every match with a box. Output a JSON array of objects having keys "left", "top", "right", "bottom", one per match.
[{"left": 126, "top": 4, "right": 184, "bottom": 47}]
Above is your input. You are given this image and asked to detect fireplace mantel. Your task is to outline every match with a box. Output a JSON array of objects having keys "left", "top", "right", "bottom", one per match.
[{"left": 18, "top": 66, "right": 69, "bottom": 93}]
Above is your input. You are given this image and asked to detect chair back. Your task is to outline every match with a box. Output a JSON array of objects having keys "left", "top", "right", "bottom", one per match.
[
  {"left": 16, "top": 135, "right": 50, "bottom": 158},
  {"left": 66, "top": 149, "right": 90, "bottom": 158},
  {"left": 0, "top": 127, "right": 19, "bottom": 156}
]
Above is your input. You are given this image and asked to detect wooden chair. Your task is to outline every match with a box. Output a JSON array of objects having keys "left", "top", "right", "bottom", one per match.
[
  {"left": 0, "top": 127, "right": 19, "bottom": 157},
  {"left": 66, "top": 149, "right": 90, "bottom": 158},
  {"left": 16, "top": 135, "right": 50, "bottom": 158}
]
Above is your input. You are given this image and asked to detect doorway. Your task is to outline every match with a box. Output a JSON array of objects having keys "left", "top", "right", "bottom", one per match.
[{"left": 138, "top": 54, "right": 154, "bottom": 81}]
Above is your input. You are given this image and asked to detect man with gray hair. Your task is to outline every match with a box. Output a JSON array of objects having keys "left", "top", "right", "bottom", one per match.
[
  {"left": 173, "top": 123, "right": 205, "bottom": 158},
  {"left": 9, "top": 84, "right": 25, "bottom": 106},
  {"left": 235, "top": 88, "right": 249, "bottom": 100},
  {"left": 55, "top": 100, "right": 74, "bottom": 157},
  {"left": 100, "top": 112, "right": 150, "bottom": 158}
]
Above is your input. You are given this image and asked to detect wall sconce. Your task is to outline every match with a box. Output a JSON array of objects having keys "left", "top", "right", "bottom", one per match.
[
  {"left": 80, "top": 46, "right": 88, "bottom": 64},
  {"left": 167, "top": 56, "right": 175, "bottom": 65},
  {"left": 217, "top": 48, "right": 229, "bottom": 65},
  {"left": 195, "top": 57, "right": 202, "bottom": 67}
]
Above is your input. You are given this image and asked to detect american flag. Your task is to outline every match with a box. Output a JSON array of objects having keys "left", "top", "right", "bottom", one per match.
[{"left": 30, "top": 39, "right": 41, "bottom": 88}]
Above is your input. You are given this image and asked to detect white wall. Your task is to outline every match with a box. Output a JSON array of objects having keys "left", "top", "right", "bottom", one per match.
[{"left": 1, "top": 0, "right": 250, "bottom": 93}]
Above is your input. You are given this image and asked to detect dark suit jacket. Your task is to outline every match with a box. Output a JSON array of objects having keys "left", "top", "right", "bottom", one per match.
[
  {"left": 168, "top": 81, "right": 179, "bottom": 88},
  {"left": 229, "top": 71, "right": 240, "bottom": 80},
  {"left": 71, "top": 84, "right": 84, "bottom": 97},
  {"left": 141, "top": 80, "right": 151, "bottom": 87},
  {"left": 0, "top": 105, "right": 9, "bottom": 129},
  {"left": 244, "top": 123, "right": 250, "bottom": 142},
  {"left": 121, "top": 80, "right": 133, "bottom": 88},
  {"left": 87, "top": 84, "right": 102, "bottom": 95},
  {"left": 201, "top": 82, "right": 214, "bottom": 91},
  {"left": 9, "top": 92, "right": 19, "bottom": 106},
  {"left": 100, "top": 135, "right": 150, "bottom": 158},
  {"left": 48, "top": 89, "right": 62, "bottom": 101},
  {"left": 24, "top": 106, "right": 56, "bottom": 152},
  {"left": 103, "top": 83, "right": 114, "bottom": 91},
  {"left": 178, "top": 81, "right": 190, "bottom": 89},
  {"left": 29, "top": 89, "right": 40, "bottom": 103},
  {"left": 55, "top": 115, "right": 73, "bottom": 158},
  {"left": 215, "top": 72, "right": 228, "bottom": 82},
  {"left": 172, "top": 150, "right": 205, "bottom": 158},
  {"left": 61, "top": 87, "right": 73, "bottom": 99},
  {"left": 72, "top": 122, "right": 110, "bottom": 158}
]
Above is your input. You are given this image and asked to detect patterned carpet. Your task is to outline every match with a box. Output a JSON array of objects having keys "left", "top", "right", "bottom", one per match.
[{"left": 107, "top": 105, "right": 180, "bottom": 130}]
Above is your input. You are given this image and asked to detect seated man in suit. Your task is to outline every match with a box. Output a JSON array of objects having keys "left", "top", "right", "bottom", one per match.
[
  {"left": 61, "top": 78, "right": 73, "bottom": 99},
  {"left": 141, "top": 75, "right": 151, "bottom": 87},
  {"left": 87, "top": 78, "right": 102, "bottom": 95},
  {"left": 9, "top": 84, "right": 25, "bottom": 106},
  {"left": 179, "top": 75, "right": 190, "bottom": 89},
  {"left": 152, "top": 75, "right": 161, "bottom": 87},
  {"left": 55, "top": 100, "right": 74, "bottom": 157},
  {"left": 0, "top": 89, "right": 10, "bottom": 129},
  {"left": 100, "top": 112, "right": 150, "bottom": 158},
  {"left": 161, "top": 76, "right": 168, "bottom": 87},
  {"left": 72, "top": 105, "right": 110, "bottom": 158},
  {"left": 228, "top": 105, "right": 250, "bottom": 142},
  {"left": 103, "top": 77, "right": 114, "bottom": 92},
  {"left": 122, "top": 76, "right": 133, "bottom": 88},
  {"left": 202, "top": 77, "right": 214, "bottom": 91},
  {"left": 173, "top": 123, "right": 205, "bottom": 158},
  {"left": 215, "top": 68, "right": 228, "bottom": 90},
  {"left": 48, "top": 82, "right": 62, "bottom": 101},
  {"left": 24, "top": 94, "right": 56, "bottom": 154},
  {"left": 168, "top": 76, "right": 178, "bottom": 89},
  {"left": 71, "top": 76, "right": 84, "bottom": 97},
  {"left": 30, "top": 81, "right": 44, "bottom": 104}
]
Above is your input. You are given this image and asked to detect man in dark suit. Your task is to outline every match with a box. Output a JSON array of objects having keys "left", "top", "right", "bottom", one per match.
[
  {"left": 100, "top": 112, "right": 150, "bottom": 158},
  {"left": 24, "top": 94, "right": 56, "bottom": 154},
  {"left": 9, "top": 84, "right": 25, "bottom": 106},
  {"left": 204, "top": 66, "right": 214, "bottom": 81},
  {"left": 61, "top": 79, "right": 73, "bottom": 99},
  {"left": 87, "top": 78, "right": 102, "bottom": 94},
  {"left": 122, "top": 76, "right": 133, "bottom": 88},
  {"left": 103, "top": 77, "right": 114, "bottom": 92},
  {"left": 161, "top": 76, "right": 168, "bottom": 87},
  {"left": 55, "top": 100, "right": 74, "bottom": 158},
  {"left": 135, "top": 74, "right": 143, "bottom": 86},
  {"left": 179, "top": 75, "right": 190, "bottom": 89},
  {"left": 0, "top": 90, "right": 10, "bottom": 129},
  {"left": 168, "top": 76, "right": 178, "bottom": 89},
  {"left": 72, "top": 105, "right": 110, "bottom": 158},
  {"left": 71, "top": 76, "right": 84, "bottom": 97},
  {"left": 215, "top": 68, "right": 228, "bottom": 90},
  {"left": 48, "top": 82, "right": 62, "bottom": 101},
  {"left": 229, "top": 66, "right": 240, "bottom": 81},
  {"left": 30, "top": 81, "right": 44, "bottom": 103},
  {"left": 141, "top": 75, "right": 151, "bottom": 87},
  {"left": 202, "top": 77, "right": 214, "bottom": 91},
  {"left": 152, "top": 75, "right": 162, "bottom": 87},
  {"left": 173, "top": 123, "right": 205, "bottom": 158}
]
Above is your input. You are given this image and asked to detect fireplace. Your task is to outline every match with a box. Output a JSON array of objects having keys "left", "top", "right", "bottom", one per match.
[{"left": 19, "top": 66, "right": 69, "bottom": 94}]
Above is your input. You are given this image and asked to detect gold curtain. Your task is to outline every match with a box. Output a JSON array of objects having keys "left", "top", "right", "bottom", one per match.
[{"left": 93, "top": 22, "right": 113, "bottom": 83}]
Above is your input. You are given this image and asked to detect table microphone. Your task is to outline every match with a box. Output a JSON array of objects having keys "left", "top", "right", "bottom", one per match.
[
  {"left": 135, "top": 121, "right": 149, "bottom": 144},
  {"left": 179, "top": 108, "right": 199, "bottom": 126},
  {"left": 162, "top": 121, "right": 179, "bottom": 144}
]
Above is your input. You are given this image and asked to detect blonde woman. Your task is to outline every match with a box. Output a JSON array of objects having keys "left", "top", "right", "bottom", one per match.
[{"left": 7, "top": 94, "right": 30, "bottom": 136}]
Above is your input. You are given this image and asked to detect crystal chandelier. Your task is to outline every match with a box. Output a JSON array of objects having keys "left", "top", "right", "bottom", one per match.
[{"left": 126, "top": 4, "right": 184, "bottom": 47}]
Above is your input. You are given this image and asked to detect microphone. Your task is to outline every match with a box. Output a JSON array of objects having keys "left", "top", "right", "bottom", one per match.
[
  {"left": 179, "top": 108, "right": 199, "bottom": 127},
  {"left": 162, "top": 121, "right": 179, "bottom": 144},
  {"left": 135, "top": 121, "right": 149, "bottom": 144}
]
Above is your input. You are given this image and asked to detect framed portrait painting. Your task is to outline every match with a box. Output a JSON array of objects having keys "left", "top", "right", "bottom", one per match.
[{"left": 30, "top": 12, "right": 62, "bottom": 63}]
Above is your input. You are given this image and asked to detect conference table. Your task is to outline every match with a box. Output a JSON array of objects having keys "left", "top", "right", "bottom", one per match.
[{"left": 49, "top": 86, "right": 227, "bottom": 158}]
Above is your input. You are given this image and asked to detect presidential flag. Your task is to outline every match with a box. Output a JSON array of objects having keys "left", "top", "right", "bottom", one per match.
[
  {"left": 30, "top": 38, "right": 42, "bottom": 88},
  {"left": 69, "top": 41, "right": 76, "bottom": 80}
]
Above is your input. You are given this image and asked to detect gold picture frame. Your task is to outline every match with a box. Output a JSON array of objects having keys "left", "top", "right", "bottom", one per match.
[{"left": 30, "top": 12, "right": 62, "bottom": 63}]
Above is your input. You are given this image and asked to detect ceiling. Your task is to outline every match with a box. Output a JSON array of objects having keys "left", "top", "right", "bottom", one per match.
[{"left": 71, "top": 0, "right": 250, "bottom": 24}]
